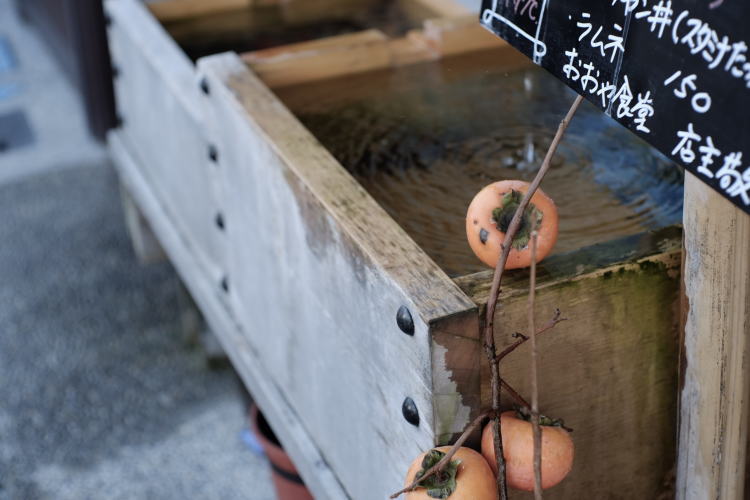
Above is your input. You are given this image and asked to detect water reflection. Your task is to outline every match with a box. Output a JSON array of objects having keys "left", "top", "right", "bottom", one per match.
[{"left": 280, "top": 49, "right": 684, "bottom": 277}]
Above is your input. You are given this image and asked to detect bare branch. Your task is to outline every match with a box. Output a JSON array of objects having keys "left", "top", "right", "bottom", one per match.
[
  {"left": 483, "top": 94, "right": 583, "bottom": 500},
  {"left": 529, "top": 231, "right": 543, "bottom": 500},
  {"left": 496, "top": 310, "right": 566, "bottom": 363},
  {"left": 501, "top": 378, "right": 530, "bottom": 410},
  {"left": 390, "top": 409, "right": 494, "bottom": 498}
]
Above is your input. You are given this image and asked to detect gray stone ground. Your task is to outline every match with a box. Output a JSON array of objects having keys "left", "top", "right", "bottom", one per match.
[{"left": 0, "top": 1, "right": 276, "bottom": 499}]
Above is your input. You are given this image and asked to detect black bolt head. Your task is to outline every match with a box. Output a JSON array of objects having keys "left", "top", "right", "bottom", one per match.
[
  {"left": 200, "top": 77, "right": 210, "bottom": 95},
  {"left": 220, "top": 277, "right": 229, "bottom": 293},
  {"left": 402, "top": 397, "right": 419, "bottom": 426},
  {"left": 215, "top": 213, "right": 225, "bottom": 230},
  {"left": 396, "top": 306, "right": 414, "bottom": 336},
  {"left": 208, "top": 144, "right": 218, "bottom": 163}
]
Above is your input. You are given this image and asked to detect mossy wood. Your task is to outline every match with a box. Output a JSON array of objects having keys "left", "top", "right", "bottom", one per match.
[
  {"left": 456, "top": 231, "right": 681, "bottom": 499},
  {"left": 107, "top": 2, "right": 685, "bottom": 498}
]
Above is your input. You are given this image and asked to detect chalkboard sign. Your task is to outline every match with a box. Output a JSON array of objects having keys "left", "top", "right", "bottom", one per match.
[{"left": 480, "top": 0, "right": 750, "bottom": 215}]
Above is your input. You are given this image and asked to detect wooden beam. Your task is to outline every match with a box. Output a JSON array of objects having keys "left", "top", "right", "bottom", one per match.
[
  {"left": 146, "top": 0, "right": 254, "bottom": 23},
  {"left": 677, "top": 172, "right": 750, "bottom": 499},
  {"left": 109, "top": 130, "right": 349, "bottom": 499},
  {"left": 120, "top": 183, "right": 167, "bottom": 264},
  {"left": 398, "top": 0, "right": 470, "bottom": 20},
  {"left": 243, "top": 15, "right": 509, "bottom": 88},
  {"left": 243, "top": 29, "right": 394, "bottom": 88}
]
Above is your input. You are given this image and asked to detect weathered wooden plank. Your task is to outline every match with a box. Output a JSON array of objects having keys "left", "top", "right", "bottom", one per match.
[
  {"left": 458, "top": 229, "right": 683, "bottom": 500},
  {"left": 109, "top": 130, "right": 349, "bottom": 500},
  {"left": 119, "top": 183, "right": 166, "bottom": 264},
  {"left": 198, "top": 52, "right": 478, "bottom": 500},
  {"left": 106, "top": 0, "right": 225, "bottom": 286},
  {"left": 430, "top": 309, "right": 482, "bottom": 445},
  {"left": 421, "top": 14, "right": 508, "bottom": 56},
  {"left": 243, "top": 30, "right": 393, "bottom": 88},
  {"left": 146, "top": 0, "right": 254, "bottom": 23},
  {"left": 398, "top": 0, "right": 469, "bottom": 19},
  {"left": 280, "top": 0, "right": 380, "bottom": 25},
  {"left": 243, "top": 14, "right": 508, "bottom": 89},
  {"left": 677, "top": 172, "right": 750, "bottom": 500}
]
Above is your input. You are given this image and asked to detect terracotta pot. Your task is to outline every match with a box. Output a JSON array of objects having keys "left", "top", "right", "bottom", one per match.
[{"left": 251, "top": 406, "right": 314, "bottom": 500}]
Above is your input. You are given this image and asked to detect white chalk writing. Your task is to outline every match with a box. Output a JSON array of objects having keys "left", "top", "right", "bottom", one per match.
[{"left": 673, "top": 124, "right": 750, "bottom": 205}]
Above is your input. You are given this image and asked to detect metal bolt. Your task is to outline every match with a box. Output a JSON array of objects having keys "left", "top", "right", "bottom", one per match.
[
  {"left": 220, "top": 276, "right": 229, "bottom": 293},
  {"left": 200, "top": 77, "right": 210, "bottom": 96},
  {"left": 208, "top": 144, "right": 218, "bottom": 163},
  {"left": 402, "top": 397, "right": 419, "bottom": 426},
  {"left": 215, "top": 213, "right": 225, "bottom": 230},
  {"left": 396, "top": 306, "right": 414, "bottom": 336}
]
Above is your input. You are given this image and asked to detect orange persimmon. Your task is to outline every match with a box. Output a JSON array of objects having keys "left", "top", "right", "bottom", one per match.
[
  {"left": 404, "top": 446, "right": 496, "bottom": 500},
  {"left": 481, "top": 411, "right": 574, "bottom": 491},
  {"left": 466, "top": 180, "right": 558, "bottom": 269}
]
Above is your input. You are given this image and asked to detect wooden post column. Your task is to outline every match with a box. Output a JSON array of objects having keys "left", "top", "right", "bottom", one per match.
[{"left": 677, "top": 172, "right": 750, "bottom": 499}]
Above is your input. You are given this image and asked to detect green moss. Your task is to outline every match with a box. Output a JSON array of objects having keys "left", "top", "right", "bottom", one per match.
[{"left": 638, "top": 259, "right": 666, "bottom": 272}]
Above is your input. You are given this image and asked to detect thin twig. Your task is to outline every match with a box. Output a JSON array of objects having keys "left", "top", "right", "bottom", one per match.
[
  {"left": 390, "top": 409, "right": 494, "bottom": 498},
  {"left": 483, "top": 94, "right": 584, "bottom": 500},
  {"left": 496, "top": 310, "right": 566, "bottom": 363},
  {"left": 501, "top": 378, "right": 530, "bottom": 410},
  {"left": 529, "top": 232, "right": 543, "bottom": 500}
]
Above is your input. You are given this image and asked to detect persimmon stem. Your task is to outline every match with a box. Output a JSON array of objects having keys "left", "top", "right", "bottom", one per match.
[
  {"left": 483, "top": 94, "right": 584, "bottom": 500},
  {"left": 496, "top": 310, "right": 566, "bottom": 363},
  {"left": 390, "top": 409, "right": 494, "bottom": 498},
  {"left": 529, "top": 232, "right": 543, "bottom": 500},
  {"left": 501, "top": 378, "right": 530, "bottom": 410}
]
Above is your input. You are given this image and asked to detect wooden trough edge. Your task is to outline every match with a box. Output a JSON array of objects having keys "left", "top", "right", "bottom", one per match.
[
  {"left": 242, "top": 14, "right": 509, "bottom": 88},
  {"left": 149, "top": 0, "right": 470, "bottom": 25},
  {"left": 199, "top": 51, "right": 476, "bottom": 323},
  {"left": 108, "top": 130, "right": 350, "bottom": 500},
  {"left": 455, "top": 225, "right": 683, "bottom": 302}
]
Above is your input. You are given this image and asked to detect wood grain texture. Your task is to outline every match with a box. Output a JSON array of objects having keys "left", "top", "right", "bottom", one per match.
[
  {"left": 677, "top": 173, "right": 750, "bottom": 500},
  {"left": 147, "top": 0, "right": 254, "bottom": 22},
  {"left": 280, "top": 0, "right": 379, "bottom": 25},
  {"left": 199, "top": 52, "right": 478, "bottom": 500},
  {"left": 119, "top": 183, "right": 167, "bottom": 264},
  {"left": 430, "top": 309, "right": 482, "bottom": 445},
  {"left": 243, "top": 29, "right": 393, "bottom": 88},
  {"left": 243, "top": 14, "right": 507, "bottom": 89},
  {"left": 109, "top": 131, "right": 348, "bottom": 499},
  {"left": 106, "top": 0, "right": 225, "bottom": 288},
  {"left": 421, "top": 14, "right": 508, "bottom": 56},
  {"left": 399, "top": 0, "right": 470, "bottom": 19},
  {"left": 459, "top": 231, "right": 683, "bottom": 500}
]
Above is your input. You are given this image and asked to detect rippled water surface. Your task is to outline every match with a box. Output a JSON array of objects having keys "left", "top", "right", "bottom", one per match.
[{"left": 278, "top": 49, "right": 684, "bottom": 277}]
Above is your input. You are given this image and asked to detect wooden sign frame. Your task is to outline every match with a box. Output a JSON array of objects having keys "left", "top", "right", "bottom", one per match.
[{"left": 479, "top": 0, "right": 750, "bottom": 216}]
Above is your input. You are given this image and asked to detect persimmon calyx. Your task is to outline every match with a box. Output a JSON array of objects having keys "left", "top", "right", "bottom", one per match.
[
  {"left": 414, "top": 449, "right": 462, "bottom": 499},
  {"left": 491, "top": 189, "right": 543, "bottom": 251},
  {"left": 515, "top": 406, "right": 571, "bottom": 431}
]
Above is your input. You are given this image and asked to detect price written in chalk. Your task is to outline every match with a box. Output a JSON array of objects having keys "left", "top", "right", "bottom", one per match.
[{"left": 480, "top": 0, "right": 750, "bottom": 214}]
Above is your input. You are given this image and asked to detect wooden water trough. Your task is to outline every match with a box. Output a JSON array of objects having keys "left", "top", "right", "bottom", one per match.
[{"left": 105, "top": 0, "right": 750, "bottom": 498}]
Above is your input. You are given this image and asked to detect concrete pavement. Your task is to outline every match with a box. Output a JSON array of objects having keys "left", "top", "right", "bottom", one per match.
[{"left": 0, "top": 1, "right": 276, "bottom": 498}]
